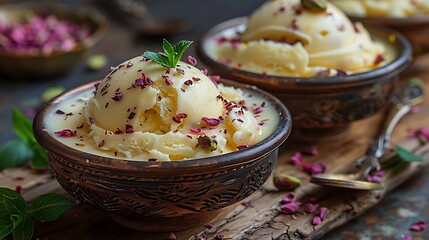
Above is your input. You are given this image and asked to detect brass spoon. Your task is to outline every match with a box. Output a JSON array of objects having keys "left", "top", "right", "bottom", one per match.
[{"left": 310, "top": 82, "right": 425, "bottom": 190}]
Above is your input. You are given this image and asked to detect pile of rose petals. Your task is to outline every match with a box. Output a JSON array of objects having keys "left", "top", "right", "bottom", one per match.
[{"left": 0, "top": 14, "right": 90, "bottom": 55}]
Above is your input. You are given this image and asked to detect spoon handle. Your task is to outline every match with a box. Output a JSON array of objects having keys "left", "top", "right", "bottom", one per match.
[{"left": 367, "top": 82, "right": 425, "bottom": 171}]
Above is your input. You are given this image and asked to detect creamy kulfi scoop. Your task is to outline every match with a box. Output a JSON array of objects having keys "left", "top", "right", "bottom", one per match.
[
  {"left": 213, "top": 0, "right": 390, "bottom": 77},
  {"left": 330, "top": 0, "right": 429, "bottom": 17},
  {"left": 45, "top": 42, "right": 279, "bottom": 161}
]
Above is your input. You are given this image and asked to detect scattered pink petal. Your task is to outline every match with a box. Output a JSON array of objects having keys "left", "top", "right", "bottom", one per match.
[
  {"left": 301, "top": 146, "right": 319, "bottom": 156},
  {"left": 172, "top": 113, "right": 188, "bottom": 123},
  {"left": 280, "top": 193, "right": 295, "bottom": 204},
  {"left": 280, "top": 202, "right": 302, "bottom": 214},
  {"left": 290, "top": 152, "right": 303, "bottom": 166},
  {"left": 167, "top": 233, "right": 177, "bottom": 240},
  {"left": 312, "top": 216, "right": 321, "bottom": 226},
  {"left": 241, "top": 201, "right": 251, "bottom": 207},
  {"left": 302, "top": 163, "right": 327, "bottom": 175},
  {"left": 15, "top": 185, "right": 22, "bottom": 193},
  {"left": 186, "top": 55, "right": 197, "bottom": 66},
  {"left": 367, "top": 170, "right": 386, "bottom": 183},
  {"left": 401, "top": 234, "right": 413, "bottom": 240},
  {"left": 319, "top": 207, "right": 329, "bottom": 221},
  {"left": 410, "top": 105, "right": 421, "bottom": 113},
  {"left": 304, "top": 203, "right": 319, "bottom": 213},
  {"left": 419, "top": 128, "right": 429, "bottom": 141},
  {"left": 202, "top": 117, "right": 221, "bottom": 126},
  {"left": 204, "top": 223, "right": 214, "bottom": 229},
  {"left": 210, "top": 75, "right": 221, "bottom": 85},
  {"left": 409, "top": 220, "right": 427, "bottom": 232}
]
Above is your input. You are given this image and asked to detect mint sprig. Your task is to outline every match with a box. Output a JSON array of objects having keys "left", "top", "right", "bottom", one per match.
[
  {"left": 143, "top": 39, "right": 193, "bottom": 68},
  {"left": 0, "top": 188, "right": 73, "bottom": 240},
  {"left": 0, "top": 108, "right": 48, "bottom": 170},
  {"left": 393, "top": 144, "right": 423, "bottom": 162}
]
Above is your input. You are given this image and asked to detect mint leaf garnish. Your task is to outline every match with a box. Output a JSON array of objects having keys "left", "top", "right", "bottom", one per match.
[
  {"left": 30, "top": 193, "right": 73, "bottom": 222},
  {"left": 0, "top": 188, "right": 73, "bottom": 240},
  {"left": 394, "top": 144, "right": 423, "bottom": 162},
  {"left": 143, "top": 39, "right": 193, "bottom": 68}
]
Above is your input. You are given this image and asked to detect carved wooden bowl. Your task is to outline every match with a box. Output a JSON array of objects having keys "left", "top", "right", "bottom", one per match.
[
  {"left": 33, "top": 79, "right": 292, "bottom": 232},
  {"left": 197, "top": 17, "right": 412, "bottom": 141}
]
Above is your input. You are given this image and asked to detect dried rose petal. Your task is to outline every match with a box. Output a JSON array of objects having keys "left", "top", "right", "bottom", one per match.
[
  {"left": 367, "top": 170, "right": 386, "bottom": 183},
  {"left": 204, "top": 223, "right": 214, "bottom": 229},
  {"left": 312, "top": 216, "right": 322, "bottom": 226},
  {"left": 318, "top": 207, "right": 329, "bottom": 221},
  {"left": 302, "top": 162, "right": 327, "bottom": 175},
  {"left": 401, "top": 235, "right": 413, "bottom": 240},
  {"left": 304, "top": 203, "right": 319, "bottom": 213},
  {"left": 202, "top": 117, "right": 221, "bottom": 126},
  {"left": 280, "top": 202, "right": 302, "bottom": 214},
  {"left": 374, "top": 54, "right": 385, "bottom": 65},
  {"left": 291, "top": 152, "right": 303, "bottom": 166},
  {"left": 55, "top": 129, "right": 76, "bottom": 137},
  {"left": 210, "top": 75, "right": 221, "bottom": 85},
  {"left": 167, "top": 233, "right": 177, "bottom": 240},
  {"left": 56, "top": 109, "right": 65, "bottom": 114},
  {"left": 15, "top": 185, "right": 22, "bottom": 193},
  {"left": 172, "top": 113, "right": 188, "bottom": 123},
  {"left": 186, "top": 55, "right": 197, "bottom": 66},
  {"left": 419, "top": 128, "right": 429, "bottom": 141},
  {"left": 125, "top": 125, "right": 134, "bottom": 133},
  {"left": 301, "top": 146, "right": 319, "bottom": 156},
  {"left": 409, "top": 220, "right": 427, "bottom": 231},
  {"left": 97, "top": 140, "right": 105, "bottom": 147},
  {"left": 132, "top": 73, "right": 153, "bottom": 89},
  {"left": 214, "top": 234, "right": 225, "bottom": 240},
  {"left": 188, "top": 128, "right": 202, "bottom": 135},
  {"left": 280, "top": 193, "right": 295, "bottom": 204},
  {"left": 111, "top": 89, "right": 122, "bottom": 101},
  {"left": 237, "top": 145, "right": 248, "bottom": 150}
]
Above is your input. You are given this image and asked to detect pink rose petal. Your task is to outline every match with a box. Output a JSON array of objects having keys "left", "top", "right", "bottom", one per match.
[
  {"left": 409, "top": 220, "right": 427, "bottom": 232},
  {"left": 280, "top": 202, "right": 302, "bottom": 214}
]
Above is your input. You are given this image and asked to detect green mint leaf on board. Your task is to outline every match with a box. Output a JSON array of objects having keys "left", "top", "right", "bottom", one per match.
[
  {"left": 0, "top": 139, "right": 34, "bottom": 170},
  {"left": 143, "top": 39, "right": 193, "bottom": 68},
  {"left": 12, "top": 107, "right": 34, "bottom": 144},
  {"left": 394, "top": 144, "right": 423, "bottom": 162},
  {"left": 30, "top": 193, "right": 73, "bottom": 222},
  {"left": 12, "top": 214, "right": 33, "bottom": 240},
  {"left": 0, "top": 217, "right": 14, "bottom": 240},
  {"left": 0, "top": 188, "right": 27, "bottom": 217}
]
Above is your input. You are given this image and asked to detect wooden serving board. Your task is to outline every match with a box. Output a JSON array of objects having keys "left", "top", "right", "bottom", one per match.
[{"left": 2, "top": 73, "right": 429, "bottom": 240}]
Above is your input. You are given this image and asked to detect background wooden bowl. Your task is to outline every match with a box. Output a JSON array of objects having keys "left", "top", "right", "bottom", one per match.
[
  {"left": 197, "top": 17, "right": 412, "bottom": 141},
  {"left": 0, "top": 2, "right": 107, "bottom": 78}
]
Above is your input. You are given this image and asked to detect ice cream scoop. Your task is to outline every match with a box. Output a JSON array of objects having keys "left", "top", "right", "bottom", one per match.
[
  {"left": 330, "top": 0, "right": 429, "bottom": 18},
  {"left": 213, "top": 0, "right": 389, "bottom": 77},
  {"left": 44, "top": 41, "right": 279, "bottom": 161}
]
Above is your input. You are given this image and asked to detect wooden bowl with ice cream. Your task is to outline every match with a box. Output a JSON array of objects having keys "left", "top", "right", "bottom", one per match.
[
  {"left": 33, "top": 46, "right": 292, "bottom": 232},
  {"left": 197, "top": 0, "right": 412, "bottom": 141}
]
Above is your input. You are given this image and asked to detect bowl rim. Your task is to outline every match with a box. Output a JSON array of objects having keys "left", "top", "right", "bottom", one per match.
[
  {"left": 0, "top": 2, "right": 107, "bottom": 58},
  {"left": 33, "top": 78, "right": 292, "bottom": 172},
  {"left": 197, "top": 16, "right": 412, "bottom": 88}
]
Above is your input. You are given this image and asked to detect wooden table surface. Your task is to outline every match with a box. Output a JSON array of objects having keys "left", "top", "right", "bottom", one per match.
[{"left": 1, "top": 0, "right": 429, "bottom": 239}]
